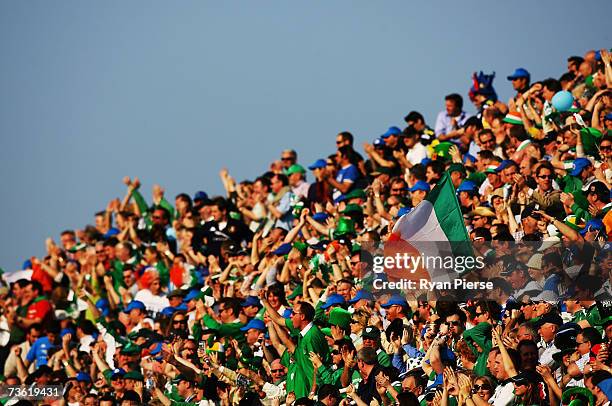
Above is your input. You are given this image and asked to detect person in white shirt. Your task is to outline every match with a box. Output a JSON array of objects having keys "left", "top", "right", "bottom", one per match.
[{"left": 134, "top": 272, "right": 170, "bottom": 316}]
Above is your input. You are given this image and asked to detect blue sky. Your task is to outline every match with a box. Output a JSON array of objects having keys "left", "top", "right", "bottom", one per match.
[{"left": 0, "top": 0, "right": 610, "bottom": 271}]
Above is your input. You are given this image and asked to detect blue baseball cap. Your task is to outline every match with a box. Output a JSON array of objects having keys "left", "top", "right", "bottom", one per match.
[
  {"left": 282, "top": 308, "right": 294, "bottom": 319},
  {"left": 605, "top": 112, "right": 612, "bottom": 121},
  {"left": 373, "top": 137, "right": 385, "bottom": 147},
  {"left": 308, "top": 159, "right": 327, "bottom": 170},
  {"left": 311, "top": 212, "right": 329, "bottom": 222},
  {"left": 194, "top": 191, "right": 209, "bottom": 201},
  {"left": 60, "top": 328, "right": 76, "bottom": 339},
  {"left": 149, "top": 342, "right": 163, "bottom": 356},
  {"left": 463, "top": 153, "right": 477, "bottom": 165},
  {"left": 321, "top": 293, "right": 346, "bottom": 310},
  {"left": 349, "top": 290, "right": 374, "bottom": 304},
  {"left": 272, "top": 243, "right": 293, "bottom": 255},
  {"left": 95, "top": 298, "right": 111, "bottom": 317},
  {"left": 160, "top": 306, "right": 179, "bottom": 318},
  {"left": 495, "top": 160, "right": 515, "bottom": 173},
  {"left": 407, "top": 181, "right": 431, "bottom": 193},
  {"left": 103, "top": 228, "right": 120, "bottom": 239},
  {"left": 240, "top": 318, "right": 266, "bottom": 332},
  {"left": 457, "top": 180, "right": 477, "bottom": 193},
  {"left": 396, "top": 207, "right": 413, "bottom": 218},
  {"left": 507, "top": 68, "right": 530, "bottom": 81},
  {"left": 570, "top": 158, "right": 592, "bottom": 176},
  {"left": 241, "top": 296, "right": 262, "bottom": 308},
  {"left": 580, "top": 218, "right": 605, "bottom": 235},
  {"left": 76, "top": 372, "right": 92, "bottom": 383},
  {"left": 381, "top": 126, "right": 402, "bottom": 139},
  {"left": 183, "top": 289, "right": 204, "bottom": 303},
  {"left": 122, "top": 300, "right": 146, "bottom": 313},
  {"left": 381, "top": 294, "right": 408, "bottom": 308},
  {"left": 111, "top": 368, "right": 126, "bottom": 380}
]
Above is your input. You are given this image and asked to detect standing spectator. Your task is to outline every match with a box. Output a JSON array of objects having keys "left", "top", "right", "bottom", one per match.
[{"left": 435, "top": 93, "right": 470, "bottom": 137}]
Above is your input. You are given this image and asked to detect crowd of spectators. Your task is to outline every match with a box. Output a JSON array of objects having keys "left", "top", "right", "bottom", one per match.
[{"left": 1, "top": 48, "right": 612, "bottom": 406}]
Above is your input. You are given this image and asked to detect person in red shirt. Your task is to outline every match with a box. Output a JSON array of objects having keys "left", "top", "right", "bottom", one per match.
[{"left": 16, "top": 281, "right": 53, "bottom": 329}]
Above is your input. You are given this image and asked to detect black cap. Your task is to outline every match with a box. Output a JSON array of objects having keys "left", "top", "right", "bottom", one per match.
[
  {"left": 121, "top": 390, "right": 142, "bottom": 403},
  {"left": 511, "top": 370, "right": 542, "bottom": 385},
  {"left": 521, "top": 204, "right": 539, "bottom": 221},
  {"left": 362, "top": 326, "right": 381, "bottom": 340},
  {"left": 167, "top": 289, "right": 186, "bottom": 299},
  {"left": 534, "top": 311, "right": 564, "bottom": 328},
  {"left": 587, "top": 181, "right": 610, "bottom": 203},
  {"left": 554, "top": 323, "right": 581, "bottom": 350}
]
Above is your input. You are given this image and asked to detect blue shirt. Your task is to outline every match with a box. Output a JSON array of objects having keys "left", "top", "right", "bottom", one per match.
[
  {"left": 27, "top": 337, "right": 56, "bottom": 368},
  {"left": 333, "top": 164, "right": 359, "bottom": 200},
  {"left": 434, "top": 110, "right": 470, "bottom": 136}
]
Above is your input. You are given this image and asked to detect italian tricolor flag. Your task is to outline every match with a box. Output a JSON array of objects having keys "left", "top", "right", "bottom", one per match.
[{"left": 386, "top": 173, "right": 472, "bottom": 282}]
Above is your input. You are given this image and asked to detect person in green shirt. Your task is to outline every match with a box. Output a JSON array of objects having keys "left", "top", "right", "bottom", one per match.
[
  {"left": 261, "top": 295, "right": 330, "bottom": 400},
  {"left": 201, "top": 298, "right": 246, "bottom": 344},
  {"left": 361, "top": 326, "right": 392, "bottom": 367}
]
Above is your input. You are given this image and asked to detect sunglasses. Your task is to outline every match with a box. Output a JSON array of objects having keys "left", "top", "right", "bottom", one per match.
[
  {"left": 538, "top": 174, "right": 553, "bottom": 179},
  {"left": 447, "top": 321, "right": 461, "bottom": 326},
  {"left": 271, "top": 369, "right": 284, "bottom": 373},
  {"left": 281, "top": 157, "right": 294, "bottom": 161},
  {"left": 473, "top": 384, "right": 491, "bottom": 391}
]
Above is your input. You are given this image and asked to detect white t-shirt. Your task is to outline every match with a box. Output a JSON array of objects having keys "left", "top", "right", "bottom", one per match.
[
  {"left": 489, "top": 381, "right": 515, "bottom": 406},
  {"left": 134, "top": 289, "right": 170, "bottom": 314},
  {"left": 406, "top": 142, "right": 428, "bottom": 165}
]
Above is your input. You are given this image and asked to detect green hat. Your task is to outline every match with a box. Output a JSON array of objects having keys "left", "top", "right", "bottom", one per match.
[
  {"left": 286, "top": 164, "right": 306, "bottom": 175},
  {"left": 293, "top": 241, "right": 308, "bottom": 256},
  {"left": 351, "top": 243, "right": 361, "bottom": 255},
  {"left": 483, "top": 165, "right": 498, "bottom": 174},
  {"left": 585, "top": 75, "right": 595, "bottom": 90},
  {"left": 334, "top": 217, "right": 356, "bottom": 237},
  {"left": 563, "top": 215, "right": 585, "bottom": 232},
  {"left": 68, "top": 242, "right": 87, "bottom": 253},
  {"left": 321, "top": 327, "right": 332, "bottom": 337},
  {"left": 329, "top": 308, "right": 351, "bottom": 329},
  {"left": 580, "top": 127, "right": 603, "bottom": 157},
  {"left": 448, "top": 163, "right": 466, "bottom": 176},
  {"left": 286, "top": 284, "right": 303, "bottom": 300},
  {"left": 562, "top": 387, "right": 595, "bottom": 406},
  {"left": 466, "top": 171, "right": 486, "bottom": 186},
  {"left": 433, "top": 141, "right": 454, "bottom": 159},
  {"left": 124, "top": 370, "right": 144, "bottom": 381},
  {"left": 341, "top": 189, "right": 367, "bottom": 201},
  {"left": 341, "top": 204, "right": 363, "bottom": 215},
  {"left": 120, "top": 342, "right": 141, "bottom": 356}
]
